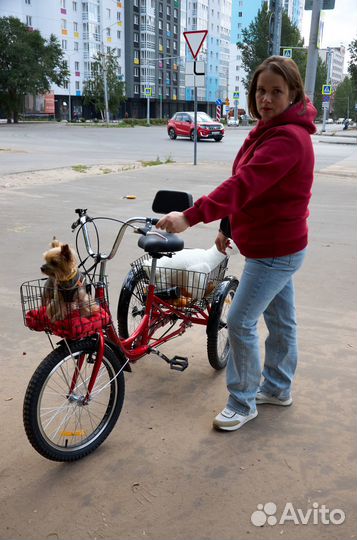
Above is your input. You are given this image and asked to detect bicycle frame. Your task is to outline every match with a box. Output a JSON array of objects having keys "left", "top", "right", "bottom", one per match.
[{"left": 70, "top": 214, "right": 219, "bottom": 397}]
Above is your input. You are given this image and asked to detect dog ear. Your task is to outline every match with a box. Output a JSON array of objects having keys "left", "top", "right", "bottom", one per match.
[
  {"left": 61, "top": 244, "right": 73, "bottom": 261},
  {"left": 51, "top": 237, "right": 61, "bottom": 248}
]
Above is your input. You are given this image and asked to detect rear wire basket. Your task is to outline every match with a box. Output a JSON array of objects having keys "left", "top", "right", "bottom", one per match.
[
  {"left": 20, "top": 276, "right": 111, "bottom": 340},
  {"left": 131, "top": 253, "right": 228, "bottom": 311}
]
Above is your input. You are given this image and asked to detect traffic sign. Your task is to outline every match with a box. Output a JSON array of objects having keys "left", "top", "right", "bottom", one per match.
[
  {"left": 144, "top": 87, "right": 152, "bottom": 97},
  {"left": 225, "top": 98, "right": 230, "bottom": 106},
  {"left": 216, "top": 99, "right": 222, "bottom": 106},
  {"left": 322, "top": 84, "right": 332, "bottom": 95},
  {"left": 185, "top": 61, "right": 205, "bottom": 87},
  {"left": 305, "top": 0, "right": 335, "bottom": 9},
  {"left": 322, "top": 95, "right": 330, "bottom": 102},
  {"left": 183, "top": 30, "right": 208, "bottom": 60},
  {"left": 233, "top": 92, "right": 240, "bottom": 100},
  {"left": 225, "top": 106, "right": 230, "bottom": 114},
  {"left": 283, "top": 48, "right": 292, "bottom": 58}
]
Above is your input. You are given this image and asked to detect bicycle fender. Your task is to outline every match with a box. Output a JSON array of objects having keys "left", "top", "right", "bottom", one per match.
[
  {"left": 105, "top": 338, "right": 132, "bottom": 372},
  {"left": 206, "top": 276, "right": 238, "bottom": 336}
]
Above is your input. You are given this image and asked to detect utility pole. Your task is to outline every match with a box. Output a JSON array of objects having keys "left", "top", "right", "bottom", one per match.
[
  {"left": 322, "top": 47, "right": 332, "bottom": 132},
  {"left": 268, "top": 0, "right": 283, "bottom": 56},
  {"left": 304, "top": 0, "right": 323, "bottom": 103},
  {"left": 102, "top": 44, "right": 110, "bottom": 126}
]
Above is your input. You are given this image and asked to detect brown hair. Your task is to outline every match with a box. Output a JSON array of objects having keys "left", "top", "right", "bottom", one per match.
[{"left": 248, "top": 56, "right": 306, "bottom": 119}]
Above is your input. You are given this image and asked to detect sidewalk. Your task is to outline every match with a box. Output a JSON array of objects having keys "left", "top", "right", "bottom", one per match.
[{"left": 0, "top": 157, "right": 356, "bottom": 540}]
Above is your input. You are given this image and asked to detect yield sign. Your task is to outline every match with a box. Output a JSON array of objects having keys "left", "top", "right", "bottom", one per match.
[{"left": 183, "top": 30, "right": 208, "bottom": 60}]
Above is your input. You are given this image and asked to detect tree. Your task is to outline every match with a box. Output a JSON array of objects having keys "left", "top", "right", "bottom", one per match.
[
  {"left": 333, "top": 76, "right": 354, "bottom": 120},
  {"left": 83, "top": 50, "right": 125, "bottom": 121},
  {"left": 237, "top": 2, "right": 327, "bottom": 112},
  {"left": 347, "top": 38, "right": 357, "bottom": 87},
  {"left": 0, "top": 16, "right": 69, "bottom": 123}
]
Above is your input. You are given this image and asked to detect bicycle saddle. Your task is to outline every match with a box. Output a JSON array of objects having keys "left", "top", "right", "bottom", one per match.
[{"left": 138, "top": 231, "right": 184, "bottom": 254}]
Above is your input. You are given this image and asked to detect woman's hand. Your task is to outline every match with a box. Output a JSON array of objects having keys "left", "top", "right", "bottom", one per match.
[
  {"left": 215, "top": 231, "right": 232, "bottom": 255},
  {"left": 156, "top": 212, "right": 190, "bottom": 234}
]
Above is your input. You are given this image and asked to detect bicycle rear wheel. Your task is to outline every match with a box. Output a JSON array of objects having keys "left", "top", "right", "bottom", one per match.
[
  {"left": 23, "top": 337, "right": 125, "bottom": 462},
  {"left": 206, "top": 277, "right": 238, "bottom": 370},
  {"left": 117, "top": 268, "right": 149, "bottom": 338}
]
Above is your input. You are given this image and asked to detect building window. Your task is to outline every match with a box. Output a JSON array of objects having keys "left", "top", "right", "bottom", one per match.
[
  {"left": 117, "top": 11, "right": 121, "bottom": 21},
  {"left": 173, "top": 8, "right": 178, "bottom": 19},
  {"left": 238, "top": 11, "right": 242, "bottom": 17},
  {"left": 63, "top": 80, "right": 68, "bottom": 89},
  {"left": 166, "top": 22, "right": 170, "bottom": 32},
  {"left": 134, "top": 67, "right": 139, "bottom": 77},
  {"left": 117, "top": 48, "right": 121, "bottom": 57},
  {"left": 106, "top": 8, "right": 111, "bottom": 18},
  {"left": 134, "top": 32, "right": 139, "bottom": 42},
  {"left": 134, "top": 84, "right": 139, "bottom": 94},
  {"left": 167, "top": 5, "right": 171, "bottom": 16},
  {"left": 75, "top": 61, "right": 79, "bottom": 70},
  {"left": 134, "top": 14, "right": 139, "bottom": 25},
  {"left": 117, "top": 30, "right": 121, "bottom": 39},
  {"left": 75, "top": 81, "right": 80, "bottom": 90},
  {"left": 61, "top": 39, "right": 67, "bottom": 49},
  {"left": 73, "top": 1, "right": 77, "bottom": 11},
  {"left": 61, "top": 19, "right": 67, "bottom": 29},
  {"left": 61, "top": 0, "right": 66, "bottom": 8},
  {"left": 106, "top": 27, "right": 111, "bottom": 36},
  {"left": 173, "top": 24, "right": 177, "bottom": 34},
  {"left": 159, "top": 2, "right": 163, "bottom": 13},
  {"left": 159, "top": 19, "right": 163, "bottom": 30},
  {"left": 25, "top": 0, "right": 31, "bottom": 4},
  {"left": 73, "top": 21, "right": 78, "bottom": 31},
  {"left": 74, "top": 41, "right": 79, "bottom": 50},
  {"left": 26, "top": 15, "right": 32, "bottom": 26}
]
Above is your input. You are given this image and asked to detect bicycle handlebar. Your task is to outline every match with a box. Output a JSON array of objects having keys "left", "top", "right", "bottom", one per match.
[{"left": 74, "top": 211, "right": 159, "bottom": 262}]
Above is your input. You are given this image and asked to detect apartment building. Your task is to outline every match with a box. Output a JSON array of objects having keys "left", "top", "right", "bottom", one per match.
[
  {"left": 124, "top": 0, "right": 181, "bottom": 109},
  {"left": 180, "top": 0, "right": 232, "bottom": 104},
  {"left": 318, "top": 46, "right": 346, "bottom": 87},
  {"left": 0, "top": 0, "right": 125, "bottom": 118}
]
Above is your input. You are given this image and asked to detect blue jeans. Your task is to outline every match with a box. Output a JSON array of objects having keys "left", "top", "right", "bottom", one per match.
[{"left": 226, "top": 249, "right": 307, "bottom": 415}]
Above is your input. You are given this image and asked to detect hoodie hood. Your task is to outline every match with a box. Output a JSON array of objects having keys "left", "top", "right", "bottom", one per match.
[{"left": 247, "top": 97, "right": 317, "bottom": 143}]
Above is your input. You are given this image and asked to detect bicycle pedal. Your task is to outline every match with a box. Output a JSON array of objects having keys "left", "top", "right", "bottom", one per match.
[{"left": 169, "top": 356, "right": 188, "bottom": 372}]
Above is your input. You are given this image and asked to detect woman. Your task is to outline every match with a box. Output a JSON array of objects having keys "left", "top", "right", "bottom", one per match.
[{"left": 156, "top": 56, "right": 317, "bottom": 431}]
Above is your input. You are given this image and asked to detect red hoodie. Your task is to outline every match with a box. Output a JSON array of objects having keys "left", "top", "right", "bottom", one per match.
[{"left": 184, "top": 99, "right": 317, "bottom": 258}]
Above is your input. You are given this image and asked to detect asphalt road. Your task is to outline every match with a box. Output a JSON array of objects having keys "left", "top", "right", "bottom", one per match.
[
  {"left": 0, "top": 125, "right": 356, "bottom": 540},
  {"left": 0, "top": 122, "right": 355, "bottom": 176}
]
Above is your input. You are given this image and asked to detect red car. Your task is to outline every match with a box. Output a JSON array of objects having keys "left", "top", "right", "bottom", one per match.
[{"left": 167, "top": 111, "right": 224, "bottom": 142}]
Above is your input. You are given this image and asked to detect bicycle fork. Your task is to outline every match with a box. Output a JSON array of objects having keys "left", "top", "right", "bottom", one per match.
[{"left": 68, "top": 331, "right": 105, "bottom": 404}]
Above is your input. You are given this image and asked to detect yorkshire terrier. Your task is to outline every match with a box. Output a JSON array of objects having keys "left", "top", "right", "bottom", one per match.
[{"left": 41, "top": 238, "right": 99, "bottom": 322}]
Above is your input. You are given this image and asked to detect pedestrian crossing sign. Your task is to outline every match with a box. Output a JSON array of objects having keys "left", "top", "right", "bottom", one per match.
[
  {"left": 145, "top": 87, "right": 152, "bottom": 97},
  {"left": 322, "top": 85, "right": 332, "bottom": 95},
  {"left": 283, "top": 49, "right": 292, "bottom": 58},
  {"left": 233, "top": 92, "right": 240, "bottom": 100}
]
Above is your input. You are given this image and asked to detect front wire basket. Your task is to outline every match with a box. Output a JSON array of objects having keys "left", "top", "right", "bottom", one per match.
[
  {"left": 131, "top": 253, "right": 228, "bottom": 311},
  {"left": 20, "top": 275, "right": 111, "bottom": 340}
]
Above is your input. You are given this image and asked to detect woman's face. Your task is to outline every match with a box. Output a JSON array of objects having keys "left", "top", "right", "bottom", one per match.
[{"left": 255, "top": 70, "right": 293, "bottom": 122}]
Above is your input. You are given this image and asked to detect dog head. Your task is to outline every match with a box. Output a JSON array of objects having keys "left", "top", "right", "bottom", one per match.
[{"left": 41, "top": 238, "right": 78, "bottom": 281}]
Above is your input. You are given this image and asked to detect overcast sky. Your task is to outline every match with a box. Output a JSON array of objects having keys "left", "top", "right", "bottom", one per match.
[{"left": 301, "top": 0, "right": 357, "bottom": 71}]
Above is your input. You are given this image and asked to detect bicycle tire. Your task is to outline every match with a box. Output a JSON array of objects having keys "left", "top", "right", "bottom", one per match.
[
  {"left": 206, "top": 277, "right": 238, "bottom": 370},
  {"left": 117, "top": 268, "right": 149, "bottom": 339},
  {"left": 23, "top": 337, "right": 125, "bottom": 462}
]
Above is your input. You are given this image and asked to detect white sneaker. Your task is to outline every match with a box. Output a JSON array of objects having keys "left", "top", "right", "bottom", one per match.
[
  {"left": 213, "top": 407, "right": 258, "bottom": 431},
  {"left": 256, "top": 391, "right": 292, "bottom": 406}
]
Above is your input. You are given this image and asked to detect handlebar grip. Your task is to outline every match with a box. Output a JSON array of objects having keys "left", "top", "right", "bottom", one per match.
[{"left": 151, "top": 218, "right": 160, "bottom": 225}]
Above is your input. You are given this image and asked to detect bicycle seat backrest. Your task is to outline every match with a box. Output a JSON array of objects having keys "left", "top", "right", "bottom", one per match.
[{"left": 138, "top": 231, "right": 184, "bottom": 256}]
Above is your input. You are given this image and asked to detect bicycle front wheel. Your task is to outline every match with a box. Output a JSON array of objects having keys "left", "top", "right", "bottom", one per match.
[{"left": 23, "top": 337, "right": 125, "bottom": 462}]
